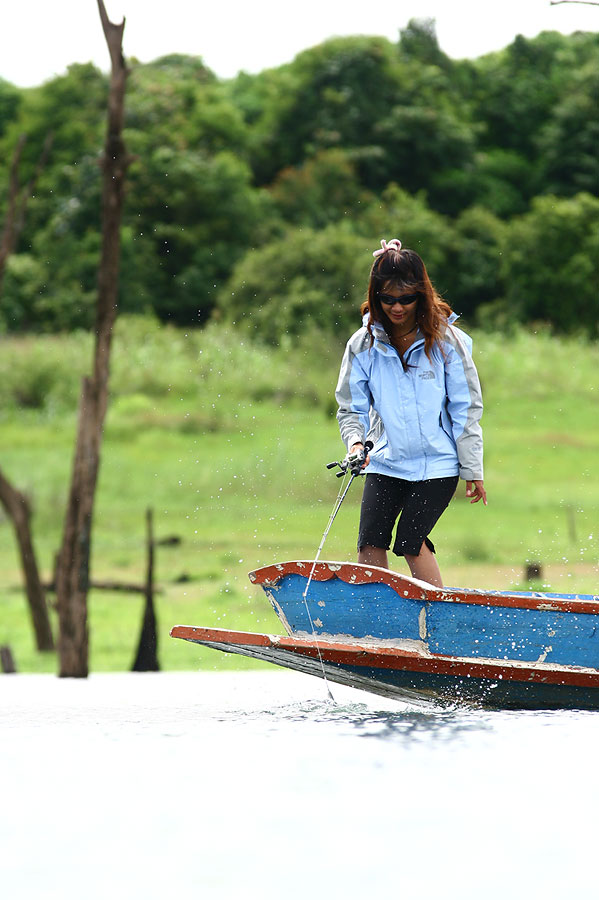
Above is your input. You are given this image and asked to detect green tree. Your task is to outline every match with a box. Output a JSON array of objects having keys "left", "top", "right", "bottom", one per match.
[
  {"left": 501, "top": 193, "right": 599, "bottom": 334},
  {"left": 0, "top": 78, "right": 21, "bottom": 139},
  {"left": 472, "top": 31, "right": 599, "bottom": 165},
  {"left": 216, "top": 225, "right": 371, "bottom": 343},
  {"left": 473, "top": 33, "right": 566, "bottom": 158},
  {"left": 0, "top": 64, "right": 107, "bottom": 325},
  {"left": 355, "top": 184, "right": 452, "bottom": 291},
  {"left": 2, "top": 29, "right": 598, "bottom": 337},
  {"left": 374, "top": 103, "right": 476, "bottom": 200},
  {"left": 0, "top": 64, "right": 106, "bottom": 181},
  {"left": 238, "top": 36, "right": 403, "bottom": 185},
  {"left": 124, "top": 146, "right": 275, "bottom": 323},
  {"left": 119, "top": 57, "right": 271, "bottom": 323},
  {"left": 126, "top": 55, "right": 249, "bottom": 158},
  {"left": 0, "top": 58, "right": 272, "bottom": 329},
  {"left": 450, "top": 206, "right": 507, "bottom": 318},
  {"left": 432, "top": 149, "right": 535, "bottom": 218},
  {"left": 398, "top": 17, "right": 452, "bottom": 70},
  {"left": 1, "top": 152, "right": 102, "bottom": 331},
  {"left": 538, "top": 62, "right": 599, "bottom": 196},
  {"left": 269, "top": 148, "right": 372, "bottom": 228}
]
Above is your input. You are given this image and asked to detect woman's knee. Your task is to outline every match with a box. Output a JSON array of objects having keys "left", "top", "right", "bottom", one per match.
[{"left": 404, "top": 541, "right": 430, "bottom": 561}]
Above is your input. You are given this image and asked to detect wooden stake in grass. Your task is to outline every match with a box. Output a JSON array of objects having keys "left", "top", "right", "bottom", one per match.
[
  {"left": 132, "top": 508, "right": 160, "bottom": 672},
  {"left": 0, "top": 645, "right": 17, "bottom": 674},
  {"left": 56, "top": 0, "right": 131, "bottom": 677}
]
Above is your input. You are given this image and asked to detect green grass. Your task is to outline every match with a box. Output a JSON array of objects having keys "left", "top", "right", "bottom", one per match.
[{"left": 1, "top": 317, "right": 599, "bottom": 672}]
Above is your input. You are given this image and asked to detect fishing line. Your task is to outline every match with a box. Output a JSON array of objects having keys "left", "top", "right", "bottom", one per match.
[
  {"left": 301, "top": 472, "right": 352, "bottom": 702},
  {"left": 302, "top": 463, "right": 360, "bottom": 703},
  {"left": 303, "top": 471, "right": 354, "bottom": 601},
  {"left": 301, "top": 441, "right": 372, "bottom": 704}
]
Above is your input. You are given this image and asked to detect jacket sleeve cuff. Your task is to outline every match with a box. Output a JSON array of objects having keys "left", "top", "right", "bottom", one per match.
[
  {"left": 459, "top": 466, "right": 483, "bottom": 481},
  {"left": 346, "top": 433, "right": 364, "bottom": 450}
]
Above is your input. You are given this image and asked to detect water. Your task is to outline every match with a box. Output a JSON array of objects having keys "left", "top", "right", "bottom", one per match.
[{"left": 2, "top": 670, "right": 598, "bottom": 899}]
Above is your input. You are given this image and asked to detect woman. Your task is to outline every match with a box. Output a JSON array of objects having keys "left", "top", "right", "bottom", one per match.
[{"left": 335, "top": 238, "right": 486, "bottom": 587}]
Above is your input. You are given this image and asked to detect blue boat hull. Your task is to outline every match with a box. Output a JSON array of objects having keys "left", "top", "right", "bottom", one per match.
[
  {"left": 169, "top": 561, "right": 599, "bottom": 711},
  {"left": 250, "top": 561, "right": 599, "bottom": 670}
]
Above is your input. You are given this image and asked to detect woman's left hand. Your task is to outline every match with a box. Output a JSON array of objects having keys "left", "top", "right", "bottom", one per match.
[{"left": 466, "top": 480, "right": 487, "bottom": 505}]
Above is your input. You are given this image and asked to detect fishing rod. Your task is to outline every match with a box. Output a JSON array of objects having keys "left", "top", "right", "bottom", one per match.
[
  {"left": 303, "top": 439, "right": 373, "bottom": 598},
  {"left": 300, "top": 440, "right": 373, "bottom": 701}
]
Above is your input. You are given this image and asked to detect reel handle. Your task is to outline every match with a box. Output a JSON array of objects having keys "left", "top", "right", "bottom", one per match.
[{"left": 326, "top": 441, "right": 375, "bottom": 476}]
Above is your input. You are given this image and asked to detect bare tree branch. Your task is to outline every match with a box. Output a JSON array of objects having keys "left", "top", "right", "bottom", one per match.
[
  {"left": 0, "top": 467, "right": 54, "bottom": 651},
  {"left": 97, "top": 0, "right": 126, "bottom": 71}
]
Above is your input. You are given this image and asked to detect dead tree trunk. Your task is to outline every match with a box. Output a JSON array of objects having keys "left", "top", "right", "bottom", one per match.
[
  {"left": 56, "top": 1, "right": 130, "bottom": 677},
  {"left": 132, "top": 509, "right": 160, "bottom": 672},
  {"left": 0, "top": 468, "right": 54, "bottom": 651}
]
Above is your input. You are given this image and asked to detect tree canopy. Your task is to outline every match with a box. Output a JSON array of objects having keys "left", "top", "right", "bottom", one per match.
[{"left": 1, "top": 23, "right": 598, "bottom": 337}]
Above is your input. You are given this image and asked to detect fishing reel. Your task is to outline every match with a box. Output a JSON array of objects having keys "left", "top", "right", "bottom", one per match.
[{"left": 326, "top": 441, "right": 374, "bottom": 478}]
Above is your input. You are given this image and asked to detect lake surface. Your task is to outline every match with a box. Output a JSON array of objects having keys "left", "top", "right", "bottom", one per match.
[{"left": 2, "top": 670, "right": 598, "bottom": 899}]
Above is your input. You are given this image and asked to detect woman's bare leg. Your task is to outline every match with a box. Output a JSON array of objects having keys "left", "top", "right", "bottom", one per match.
[
  {"left": 404, "top": 542, "right": 443, "bottom": 587},
  {"left": 357, "top": 545, "right": 388, "bottom": 569}
]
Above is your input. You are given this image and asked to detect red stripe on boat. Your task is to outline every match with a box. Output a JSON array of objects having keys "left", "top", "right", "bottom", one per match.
[
  {"left": 248, "top": 561, "right": 599, "bottom": 615},
  {"left": 170, "top": 625, "right": 599, "bottom": 688}
]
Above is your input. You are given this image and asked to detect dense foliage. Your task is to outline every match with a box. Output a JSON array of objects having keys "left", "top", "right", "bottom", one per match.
[{"left": 0, "top": 22, "right": 598, "bottom": 337}]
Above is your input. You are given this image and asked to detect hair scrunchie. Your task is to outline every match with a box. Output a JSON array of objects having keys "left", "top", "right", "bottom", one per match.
[{"left": 372, "top": 238, "right": 402, "bottom": 258}]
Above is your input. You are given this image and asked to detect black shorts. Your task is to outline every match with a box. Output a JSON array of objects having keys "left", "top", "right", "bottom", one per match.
[{"left": 357, "top": 472, "right": 459, "bottom": 557}]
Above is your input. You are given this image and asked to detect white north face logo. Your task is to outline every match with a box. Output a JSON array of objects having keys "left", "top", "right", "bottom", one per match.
[{"left": 419, "top": 370, "right": 435, "bottom": 380}]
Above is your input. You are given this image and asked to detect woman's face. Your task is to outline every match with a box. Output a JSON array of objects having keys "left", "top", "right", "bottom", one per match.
[{"left": 379, "top": 281, "right": 418, "bottom": 332}]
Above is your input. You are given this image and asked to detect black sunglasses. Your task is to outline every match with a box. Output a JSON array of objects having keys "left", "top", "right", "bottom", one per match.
[{"left": 378, "top": 292, "right": 419, "bottom": 306}]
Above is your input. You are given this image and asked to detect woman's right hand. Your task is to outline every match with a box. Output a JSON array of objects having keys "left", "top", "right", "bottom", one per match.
[{"left": 349, "top": 442, "right": 370, "bottom": 468}]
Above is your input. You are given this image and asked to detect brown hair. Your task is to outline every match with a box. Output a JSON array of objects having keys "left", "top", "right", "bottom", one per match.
[{"left": 360, "top": 246, "right": 452, "bottom": 361}]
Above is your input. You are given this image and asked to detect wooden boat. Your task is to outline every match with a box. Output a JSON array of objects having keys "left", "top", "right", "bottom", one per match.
[{"left": 170, "top": 561, "right": 599, "bottom": 710}]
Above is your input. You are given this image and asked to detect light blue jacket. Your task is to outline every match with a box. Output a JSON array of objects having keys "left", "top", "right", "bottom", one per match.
[{"left": 335, "top": 314, "right": 484, "bottom": 481}]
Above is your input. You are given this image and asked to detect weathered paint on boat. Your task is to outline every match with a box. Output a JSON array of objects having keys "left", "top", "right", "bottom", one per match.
[
  {"left": 170, "top": 625, "right": 599, "bottom": 711},
  {"left": 170, "top": 561, "right": 599, "bottom": 709},
  {"left": 249, "top": 561, "right": 599, "bottom": 670}
]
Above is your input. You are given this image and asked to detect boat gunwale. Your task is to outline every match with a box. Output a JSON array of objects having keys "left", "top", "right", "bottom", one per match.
[{"left": 248, "top": 561, "right": 599, "bottom": 615}]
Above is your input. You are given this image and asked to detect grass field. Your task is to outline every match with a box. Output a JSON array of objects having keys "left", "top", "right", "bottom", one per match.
[{"left": 1, "top": 317, "right": 598, "bottom": 673}]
